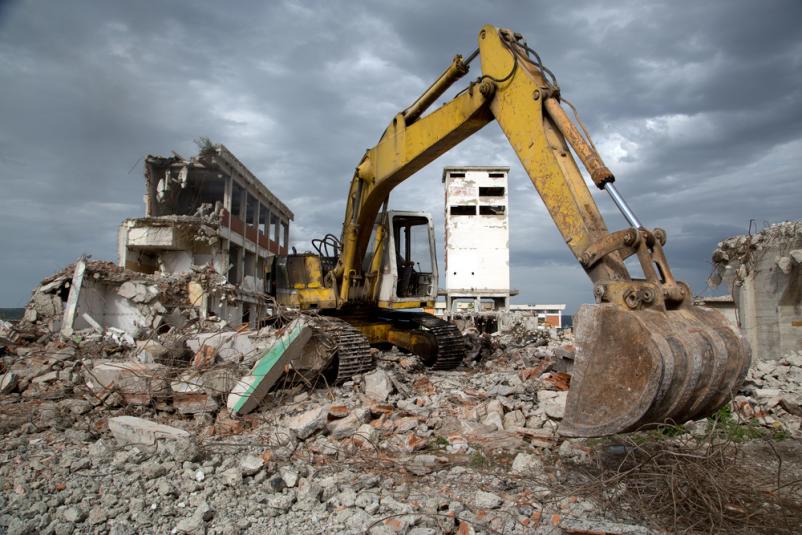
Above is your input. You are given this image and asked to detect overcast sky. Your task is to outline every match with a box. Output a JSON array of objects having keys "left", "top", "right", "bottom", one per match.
[{"left": 1, "top": 0, "right": 800, "bottom": 313}]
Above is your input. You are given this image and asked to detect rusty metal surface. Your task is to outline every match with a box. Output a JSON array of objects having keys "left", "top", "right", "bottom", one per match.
[
  {"left": 379, "top": 311, "right": 466, "bottom": 369},
  {"left": 560, "top": 303, "right": 751, "bottom": 437},
  {"left": 403, "top": 55, "right": 470, "bottom": 124},
  {"left": 543, "top": 97, "right": 614, "bottom": 189}
]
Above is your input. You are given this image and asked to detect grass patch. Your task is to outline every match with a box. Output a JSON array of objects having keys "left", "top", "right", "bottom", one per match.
[
  {"left": 469, "top": 450, "right": 488, "bottom": 469},
  {"left": 433, "top": 435, "right": 449, "bottom": 447},
  {"left": 708, "top": 405, "right": 789, "bottom": 442}
]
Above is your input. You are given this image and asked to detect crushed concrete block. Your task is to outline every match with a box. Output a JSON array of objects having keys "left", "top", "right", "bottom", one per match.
[
  {"left": 31, "top": 290, "right": 61, "bottom": 319},
  {"left": 136, "top": 340, "right": 169, "bottom": 363},
  {"left": 287, "top": 405, "right": 329, "bottom": 440},
  {"left": 538, "top": 390, "right": 568, "bottom": 419},
  {"left": 326, "top": 408, "right": 370, "bottom": 439},
  {"left": 117, "top": 281, "right": 159, "bottom": 303},
  {"left": 239, "top": 454, "right": 264, "bottom": 476},
  {"left": 279, "top": 465, "right": 299, "bottom": 488},
  {"left": 503, "top": 410, "right": 526, "bottom": 429},
  {"left": 227, "top": 319, "right": 313, "bottom": 416},
  {"left": 364, "top": 369, "right": 394, "bottom": 401},
  {"left": 790, "top": 249, "right": 802, "bottom": 264},
  {"left": 221, "top": 467, "right": 242, "bottom": 486},
  {"left": 352, "top": 423, "right": 377, "bottom": 448},
  {"left": 172, "top": 368, "right": 240, "bottom": 399},
  {"left": 511, "top": 452, "right": 543, "bottom": 474},
  {"left": 87, "top": 361, "right": 170, "bottom": 405},
  {"left": 173, "top": 392, "right": 220, "bottom": 414},
  {"left": 482, "top": 411, "right": 504, "bottom": 431},
  {"left": 777, "top": 256, "right": 793, "bottom": 274},
  {"left": 108, "top": 416, "right": 190, "bottom": 446},
  {"left": 23, "top": 307, "right": 37, "bottom": 323},
  {"left": 394, "top": 416, "right": 419, "bottom": 433},
  {"left": 473, "top": 490, "right": 503, "bottom": 509},
  {"left": 31, "top": 371, "right": 59, "bottom": 384},
  {"left": 0, "top": 372, "right": 18, "bottom": 394}
]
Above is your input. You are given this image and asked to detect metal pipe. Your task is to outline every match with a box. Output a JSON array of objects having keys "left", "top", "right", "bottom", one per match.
[
  {"left": 402, "top": 55, "right": 469, "bottom": 124},
  {"left": 543, "top": 97, "right": 614, "bottom": 188},
  {"left": 604, "top": 183, "right": 642, "bottom": 229},
  {"left": 463, "top": 48, "right": 479, "bottom": 66},
  {"left": 404, "top": 225, "right": 411, "bottom": 263}
]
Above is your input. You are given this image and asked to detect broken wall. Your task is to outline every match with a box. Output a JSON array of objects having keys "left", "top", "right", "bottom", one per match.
[
  {"left": 18, "top": 260, "right": 240, "bottom": 342},
  {"left": 711, "top": 221, "right": 802, "bottom": 361}
]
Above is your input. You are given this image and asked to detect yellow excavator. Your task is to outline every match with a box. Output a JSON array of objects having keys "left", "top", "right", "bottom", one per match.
[{"left": 270, "top": 25, "right": 751, "bottom": 437}]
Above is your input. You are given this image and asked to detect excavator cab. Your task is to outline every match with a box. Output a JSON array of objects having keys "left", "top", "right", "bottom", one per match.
[{"left": 376, "top": 211, "right": 438, "bottom": 307}]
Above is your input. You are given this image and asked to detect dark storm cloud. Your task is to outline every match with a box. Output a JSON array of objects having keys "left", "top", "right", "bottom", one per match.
[{"left": 1, "top": 0, "right": 799, "bottom": 312}]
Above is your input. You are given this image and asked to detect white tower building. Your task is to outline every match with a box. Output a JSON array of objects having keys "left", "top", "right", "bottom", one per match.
[{"left": 442, "top": 166, "right": 511, "bottom": 314}]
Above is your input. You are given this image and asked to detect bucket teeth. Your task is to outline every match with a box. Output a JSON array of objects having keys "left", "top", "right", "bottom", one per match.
[{"left": 560, "top": 303, "right": 751, "bottom": 437}]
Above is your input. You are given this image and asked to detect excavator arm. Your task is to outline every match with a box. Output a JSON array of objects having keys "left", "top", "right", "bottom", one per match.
[
  {"left": 333, "top": 25, "right": 750, "bottom": 436},
  {"left": 337, "top": 26, "right": 637, "bottom": 299}
]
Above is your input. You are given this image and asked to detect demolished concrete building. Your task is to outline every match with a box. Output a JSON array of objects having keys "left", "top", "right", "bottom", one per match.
[
  {"left": 438, "top": 167, "right": 566, "bottom": 335},
  {"left": 710, "top": 220, "right": 802, "bottom": 361},
  {"left": 442, "top": 166, "right": 513, "bottom": 314},
  {"left": 119, "top": 143, "right": 294, "bottom": 326}
]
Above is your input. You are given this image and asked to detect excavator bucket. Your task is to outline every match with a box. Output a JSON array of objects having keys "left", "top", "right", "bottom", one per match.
[{"left": 560, "top": 303, "right": 751, "bottom": 437}]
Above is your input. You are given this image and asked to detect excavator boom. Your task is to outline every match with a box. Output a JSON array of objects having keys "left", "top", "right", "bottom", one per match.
[{"left": 332, "top": 25, "right": 750, "bottom": 437}]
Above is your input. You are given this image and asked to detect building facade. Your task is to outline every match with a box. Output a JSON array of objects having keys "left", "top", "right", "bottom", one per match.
[
  {"left": 118, "top": 144, "right": 293, "bottom": 326},
  {"left": 442, "top": 166, "right": 512, "bottom": 314}
]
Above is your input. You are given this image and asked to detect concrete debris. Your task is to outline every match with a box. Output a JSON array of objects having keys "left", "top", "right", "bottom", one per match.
[
  {"left": 108, "top": 415, "right": 190, "bottom": 446},
  {"left": 87, "top": 361, "right": 170, "bottom": 405},
  {"left": 511, "top": 452, "right": 543, "bottom": 474},
  {"left": 4, "top": 256, "right": 801, "bottom": 534},
  {"left": 0, "top": 372, "right": 18, "bottom": 394},
  {"left": 727, "top": 350, "right": 802, "bottom": 434},
  {"left": 326, "top": 407, "right": 370, "bottom": 439},
  {"left": 239, "top": 454, "right": 264, "bottom": 476},
  {"left": 709, "top": 220, "right": 802, "bottom": 361},
  {"left": 472, "top": 490, "right": 503, "bottom": 509},
  {"left": 287, "top": 405, "right": 330, "bottom": 440},
  {"left": 226, "top": 319, "right": 313, "bottom": 416},
  {"left": 16, "top": 258, "right": 238, "bottom": 343},
  {"left": 364, "top": 368, "right": 394, "bottom": 401}
]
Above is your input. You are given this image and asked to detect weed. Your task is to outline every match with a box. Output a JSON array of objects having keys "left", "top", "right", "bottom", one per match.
[
  {"left": 708, "top": 405, "right": 772, "bottom": 442},
  {"left": 469, "top": 451, "right": 488, "bottom": 469}
]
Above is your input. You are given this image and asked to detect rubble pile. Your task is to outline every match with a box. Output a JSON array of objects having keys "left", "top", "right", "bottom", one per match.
[
  {"left": 731, "top": 351, "right": 802, "bottom": 431},
  {"left": 16, "top": 259, "right": 239, "bottom": 342},
  {"left": 709, "top": 220, "right": 802, "bottom": 287},
  {"left": 1, "top": 269, "right": 802, "bottom": 533},
  {"left": 0, "top": 261, "right": 319, "bottom": 422}
]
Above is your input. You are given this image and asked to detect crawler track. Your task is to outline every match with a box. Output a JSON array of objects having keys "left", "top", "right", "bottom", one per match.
[
  {"left": 308, "top": 316, "right": 375, "bottom": 384},
  {"left": 412, "top": 314, "right": 466, "bottom": 370},
  {"left": 373, "top": 311, "right": 466, "bottom": 370},
  {"left": 329, "top": 318, "right": 375, "bottom": 383}
]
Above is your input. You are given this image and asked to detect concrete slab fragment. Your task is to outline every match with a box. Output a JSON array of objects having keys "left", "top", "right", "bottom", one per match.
[
  {"left": 227, "top": 319, "right": 312, "bottom": 416},
  {"left": 87, "top": 361, "right": 169, "bottom": 405},
  {"left": 108, "top": 415, "right": 190, "bottom": 445},
  {"left": 60, "top": 257, "right": 86, "bottom": 337}
]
